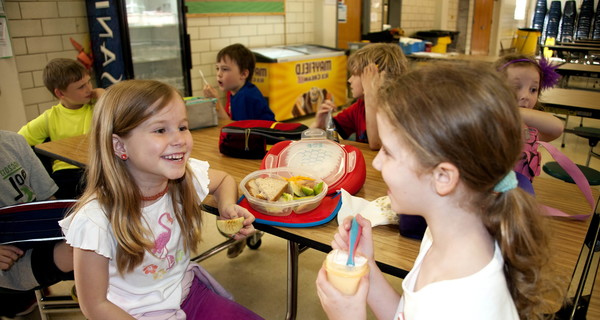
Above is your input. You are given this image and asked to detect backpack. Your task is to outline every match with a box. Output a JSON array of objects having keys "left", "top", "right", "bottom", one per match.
[{"left": 219, "top": 120, "right": 308, "bottom": 159}]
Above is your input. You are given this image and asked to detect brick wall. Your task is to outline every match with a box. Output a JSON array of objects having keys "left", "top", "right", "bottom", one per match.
[
  {"left": 4, "top": 0, "right": 89, "bottom": 122},
  {"left": 188, "top": 0, "right": 315, "bottom": 97},
  {"left": 400, "top": 0, "right": 437, "bottom": 36},
  {"left": 5, "top": 0, "right": 315, "bottom": 121},
  {"left": 399, "top": 0, "right": 459, "bottom": 37},
  {"left": 370, "top": 0, "right": 383, "bottom": 32}
]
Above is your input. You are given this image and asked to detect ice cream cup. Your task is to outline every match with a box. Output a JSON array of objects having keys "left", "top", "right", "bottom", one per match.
[{"left": 324, "top": 249, "right": 369, "bottom": 295}]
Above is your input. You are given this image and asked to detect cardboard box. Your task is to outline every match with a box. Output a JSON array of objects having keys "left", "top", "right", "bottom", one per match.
[{"left": 252, "top": 45, "right": 348, "bottom": 121}]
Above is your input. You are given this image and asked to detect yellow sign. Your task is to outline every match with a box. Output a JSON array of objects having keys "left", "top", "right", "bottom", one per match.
[{"left": 254, "top": 55, "right": 348, "bottom": 121}]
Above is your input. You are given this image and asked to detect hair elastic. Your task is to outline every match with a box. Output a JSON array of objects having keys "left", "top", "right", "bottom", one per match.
[
  {"left": 498, "top": 58, "right": 560, "bottom": 90},
  {"left": 493, "top": 171, "right": 518, "bottom": 193}
]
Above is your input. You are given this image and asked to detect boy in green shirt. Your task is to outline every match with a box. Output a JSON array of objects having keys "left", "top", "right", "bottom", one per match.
[{"left": 18, "top": 58, "right": 105, "bottom": 199}]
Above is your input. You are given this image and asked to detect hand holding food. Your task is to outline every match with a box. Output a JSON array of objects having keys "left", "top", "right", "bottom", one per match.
[{"left": 216, "top": 216, "right": 245, "bottom": 236}]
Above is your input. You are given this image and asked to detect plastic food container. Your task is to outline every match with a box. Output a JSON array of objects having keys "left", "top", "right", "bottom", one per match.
[
  {"left": 240, "top": 167, "right": 328, "bottom": 216},
  {"left": 263, "top": 129, "right": 363, "bottom": 195},
  {"left": 325, "top": 249, "right": 369, "bottom": 295}
]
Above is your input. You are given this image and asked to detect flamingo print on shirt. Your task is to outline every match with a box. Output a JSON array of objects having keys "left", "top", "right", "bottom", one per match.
[{"left": 152, "top": 212, "right": 175, "bottom": 270}]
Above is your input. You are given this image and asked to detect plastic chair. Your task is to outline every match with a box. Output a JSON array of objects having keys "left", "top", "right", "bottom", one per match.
[
  {"left": 573, "top": 126, "right": 600, "bottom": 166},
  {"left": 560, "top": 0, "right": 576, "bottom": 42},
  {"left": 543, "top": 161, "right": 600, "bottom": 185},
  {"left": 542, "top": 126, "right": 600, "bottom": 185},
  {"left": 558, "top": 114, "right": 585, "bottom": 148},
  {"left": 0, "top": 200, "right": 80, "bottom": 320},
  {"left": 576, "top": 0, "right": 594, "bottom": 40}
]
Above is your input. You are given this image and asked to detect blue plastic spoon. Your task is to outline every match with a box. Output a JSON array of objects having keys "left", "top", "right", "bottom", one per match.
[{"left": 346, "top": 216, "right": 362, "bottom": 266}]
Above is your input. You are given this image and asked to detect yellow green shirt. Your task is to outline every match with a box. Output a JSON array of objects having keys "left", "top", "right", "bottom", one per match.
[{"left": 18, "top": 102, "right": 94, "bottom": 172}]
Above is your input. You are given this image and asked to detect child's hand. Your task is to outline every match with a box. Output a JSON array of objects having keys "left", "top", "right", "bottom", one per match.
[
  {"left": 203, "top": 84, "right": 218, "bottom": 98},
  {"left": 311, "top": 99, "right": 336, "bottom": 129},
  {"left": 316, "top": 263, "right": 369, "bottom": 320},
  {"left": 0, "top": 245, "right": 23, "bottom": 270},
  {"left": 219, "top": 204, "right": 256, "bottom": 240},
  {"left": 361, "top": 63, "right": 384, "bottom": 97},
  {"left": 331, "top": 215, "right": 374, "bottom": 261}
]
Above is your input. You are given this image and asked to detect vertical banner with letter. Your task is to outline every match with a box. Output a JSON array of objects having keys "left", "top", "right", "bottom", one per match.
[{"left": 85, "top": 0, "right": 128, "bottom": 89}]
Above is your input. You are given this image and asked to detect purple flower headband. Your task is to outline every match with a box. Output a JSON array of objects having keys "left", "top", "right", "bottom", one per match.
[{"left": 498, "top": 58, "right": 561, "bottom": 90}]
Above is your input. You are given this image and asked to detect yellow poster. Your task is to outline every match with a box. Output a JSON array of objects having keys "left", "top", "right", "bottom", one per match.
[{"left": 254, "top": 54, "right": 348, "bottom": 121}]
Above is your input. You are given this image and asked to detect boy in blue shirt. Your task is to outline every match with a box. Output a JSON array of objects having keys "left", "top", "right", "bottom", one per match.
[{"left": 203, "top": 43, "right": 275, "bottom": 121}]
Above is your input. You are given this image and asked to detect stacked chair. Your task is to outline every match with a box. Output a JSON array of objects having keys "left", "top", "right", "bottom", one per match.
[
  {"left": 560, "top": 0, "right": 576, "bottom": 42},
  {"left": 576, "top": 0, "right": 594, "bottom": 40},
  {"left": 544, "top": 1, "right": 563, "bottom": 44},
  {"left": 593, "top": 1, "right": 600, "bottom": 40},
  {"left": 537, "top": 0, "right": 597, "bottom": 43}
]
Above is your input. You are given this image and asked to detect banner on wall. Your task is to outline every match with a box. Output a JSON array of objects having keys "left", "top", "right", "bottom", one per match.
[{"left": 85, "top": 0, "right": 128, "bottom": 88}]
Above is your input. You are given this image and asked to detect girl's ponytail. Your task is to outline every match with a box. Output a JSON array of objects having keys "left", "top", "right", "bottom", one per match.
[{"left": 483, "top": 188, "right": 565, "bottom": 319}]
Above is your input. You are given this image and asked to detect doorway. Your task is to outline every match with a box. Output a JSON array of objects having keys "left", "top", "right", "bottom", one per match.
[
  {"left": 337, "top": 0, "right": 362, "bottom": 49},
  {"left": 471, "top": 0, "right": 494, "bottom": 55}
]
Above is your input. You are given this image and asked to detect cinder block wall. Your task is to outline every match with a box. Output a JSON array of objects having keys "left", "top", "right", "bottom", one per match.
[
  {"left": 400, "top": 0, "right": 437, "bottom": 36},
  {"left": 5, "top": 0, "right": 463, "bottom": 124},
  {"left": 399, "top": 0, "right": 459, "bottom": 37},
  {"left": 4, "top": 0, "right": 315, "bottom": 122},
  {"left": 187, "top": 0, "right": 315, "bottom": 97},
  {"left": 4, "top": 0, "right": 89, "bottom": 122}
]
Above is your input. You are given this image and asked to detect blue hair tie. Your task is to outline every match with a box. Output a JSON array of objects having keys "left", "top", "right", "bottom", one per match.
[{"left": 493, "top": 171, "right": 518, "bottom": 193}]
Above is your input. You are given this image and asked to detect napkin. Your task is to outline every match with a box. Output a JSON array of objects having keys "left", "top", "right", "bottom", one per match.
[{"left": 337, "top": 189, "right": 399, "bottom": 227}]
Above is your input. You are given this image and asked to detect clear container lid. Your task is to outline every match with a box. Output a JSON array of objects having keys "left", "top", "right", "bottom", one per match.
[{"left": 263, "top": 129, "right": 352, "bottom": 189}]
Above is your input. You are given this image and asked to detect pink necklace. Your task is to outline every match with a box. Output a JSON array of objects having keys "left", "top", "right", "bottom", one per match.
[{"left": 141, "top": 185, "right": 169, "bottom": 201}]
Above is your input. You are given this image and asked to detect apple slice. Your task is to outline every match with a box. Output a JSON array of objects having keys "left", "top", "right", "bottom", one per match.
[{"left": 216, "top": 217, "right": 245, "bottom": 236}]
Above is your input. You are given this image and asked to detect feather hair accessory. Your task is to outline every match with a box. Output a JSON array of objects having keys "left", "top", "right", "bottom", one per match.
[{"left": 538, "top": 57, "right": 561, "bottom": 90}]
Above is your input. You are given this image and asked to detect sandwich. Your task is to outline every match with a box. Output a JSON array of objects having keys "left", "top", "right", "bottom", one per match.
[{"left": 246, "top": 177, "right": 289, "bottom": 202}]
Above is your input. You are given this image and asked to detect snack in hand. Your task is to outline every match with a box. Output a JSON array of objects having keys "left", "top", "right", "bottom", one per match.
[{"left": 216, "top": 216, "right": 245, "bottom": 236}]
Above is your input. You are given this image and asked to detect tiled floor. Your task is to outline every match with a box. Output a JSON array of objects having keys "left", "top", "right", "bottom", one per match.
[{"left": 7, "top": 116, "right": 600, "bottom": 320}]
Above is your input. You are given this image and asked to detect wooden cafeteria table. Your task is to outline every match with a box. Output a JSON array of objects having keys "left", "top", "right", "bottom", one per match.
[
  {"left": 544, "top": 45, "right": 600, "bottom": 63},
  {"left": 557, "top": 63, "right": 600, "bottom": 75},
  {"left": 35, "top": 124, "right": 598, "bottom": 319},
  {"left": 406, "top": 52, "right": 498, "bottom": 64},
  {"left": 541, "top": 87, "right": 600, "bottom": 119},
  {"left": 556, "top": 63, "right": 600, "bottom": 89}
]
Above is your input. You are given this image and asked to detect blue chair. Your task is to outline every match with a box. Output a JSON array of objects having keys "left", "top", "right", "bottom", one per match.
[
  {"left": 532, "top": 0, "right": 547, "bottom": 32},
  {"left": 559, "top": 0, "right": 576, "bottom": 42},
  {"left": 576, "top": 0, "right": 595, "bottom": 40},
  {"left": 545, "top": 1, "right": 562, "bottom": 42},
  {"left": 593, "top": 0, "right": 600, "bottom": 40},
  {"left": 0, "top": 200, "right": 79, "bottom": 320}
]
